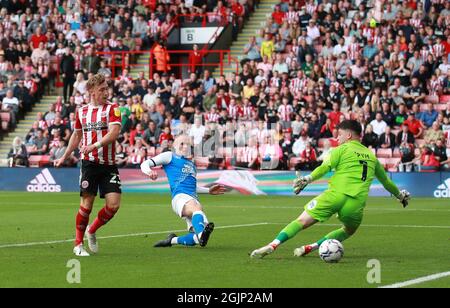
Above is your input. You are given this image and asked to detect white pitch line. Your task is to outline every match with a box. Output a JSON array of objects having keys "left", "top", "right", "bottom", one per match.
[
  {"left": 0, "top": 222, "right": 269, "bottom": 249},
  {"left": 266, "top": 223, "right": 450, "bottom": 229},
  {"left": 379, "top": 271, "right": 450, "bottom": 288}
]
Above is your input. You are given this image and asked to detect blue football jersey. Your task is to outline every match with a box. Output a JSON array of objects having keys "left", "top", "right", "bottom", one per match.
[{"left": 163, "top": 153, "right": 198, "bottom": 199}]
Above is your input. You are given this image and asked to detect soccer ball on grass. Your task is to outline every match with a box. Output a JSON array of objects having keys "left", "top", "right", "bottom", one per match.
[{"left": 319, "top": 239, "right": 344, "bottom": 263}]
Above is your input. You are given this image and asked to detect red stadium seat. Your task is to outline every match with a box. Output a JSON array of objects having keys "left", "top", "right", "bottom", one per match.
[
  {"left": 424, "top": 95, "right": 439, "bottom": 104},
  {"left": 439, "top": 95, "right": 450, "bottom": 104},
  {"left": 28, "top": 155, "right": 43, "bottom": 167},
  {"left": 436, "top": 104, "right": 448, "bottom": 111},
  {"left": 377, "top": 148, "right": 392, "bottom": 158},
  {"left": 377, "top": 158, "right": 388, "bottom": 169},
  {"left": 195, "top": 157, "right": 210, "bottom": 170},
  {"left": 386, "top": 158, "right": 401, "bottom": 172}
]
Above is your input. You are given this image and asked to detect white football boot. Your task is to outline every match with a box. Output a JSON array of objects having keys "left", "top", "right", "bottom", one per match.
[
  {"left": 85, "top": 225, "right": 98, "bottom": 254},
  {"left": 73, "top": 244, "right": 90, "bottom": 257},
  {"left": 250, "top": 245, "right": 275, "bottom": 259}
]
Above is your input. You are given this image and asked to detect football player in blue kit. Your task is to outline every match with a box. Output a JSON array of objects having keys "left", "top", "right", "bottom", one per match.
[{"left": 140, "top": 135, "right": 226, "bottom": 247}]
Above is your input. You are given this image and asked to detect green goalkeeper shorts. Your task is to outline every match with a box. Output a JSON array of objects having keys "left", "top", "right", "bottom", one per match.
[{"left": 304, "top": 190, "right": 365, "bottom": 230}]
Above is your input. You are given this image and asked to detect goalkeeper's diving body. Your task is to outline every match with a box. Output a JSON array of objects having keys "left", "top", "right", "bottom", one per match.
[
  {"left": 140, "top": 135, "right": 226, "bottom": 247},
  {"left": 251, "top": 120, "right": 410, "bottom": 258}
]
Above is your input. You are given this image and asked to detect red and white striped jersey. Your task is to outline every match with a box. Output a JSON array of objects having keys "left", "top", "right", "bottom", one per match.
[
  {"left": 289, "top": 78, "right": 308, "bottom": 94},
  {"left": 432, "top": 43, "right": 444, "bottom": 58},
  {"left": 278, "top": 104, "right": 294, "bottom": 122},
  {"left": 74, "top": 54, "right": 82, "bottom": 71},
  {"left": 205, "top": 111, "right": 219, "bottom": 123},
  {"left": 429, "top": 79, "right": 442, "bottom": 96},
  {"left": 285, "top": 11, "right": 298, "bottom": 24},
  {"left": 410, "top": 18, "right": 421, "bottom": 29},
  {"left": 242, "top": 105, "right": 253, "bottom": 119},
  {"left": 420, "top": 48, "right": 430, "bottom": 62},
  {"left": 148, "top": 19, "right": 161, "bottom": 34},
  {"left": 348, "top": 43, "right": 360, "bottom": 61},
  {"left": 373, "top": 35, "right": 382, "bottom": 46},
  {"left": 228, "top": 104, "right": 242, "bottom": 120},
  {"left": 306, "top": 4, "right": 317, "bottom": 15},
  {"left": 75, "top": 102, "right": 122, "bottom": 165},
  {"left": 362, "top": 27, "right": 374, "bottom": 40}
]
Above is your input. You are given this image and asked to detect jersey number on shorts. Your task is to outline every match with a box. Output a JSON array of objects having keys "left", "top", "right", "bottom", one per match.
[
  {"left": 110, "top": 174, "right": 121, "bottom": 185},
  {"left": 359, "top": 160, "right": 368, "bottom": 182}
]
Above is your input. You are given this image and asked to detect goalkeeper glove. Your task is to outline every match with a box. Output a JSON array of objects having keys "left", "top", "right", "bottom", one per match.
[
  {"left": 293, "top": 171, "right": 312, "bottom": 195},
  {"left": 396, "top": 189, "right": 411, "bottom": 208}
]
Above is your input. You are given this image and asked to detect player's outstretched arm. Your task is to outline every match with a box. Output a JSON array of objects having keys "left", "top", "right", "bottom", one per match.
[
  {"left": 140, "top": 151, "right": 173, "bottom": 180},
  {"left": 197, "top": 184, "right": 226, "bottom": 195},
  {"left": 54, "top": 130, "right": 82, "bottom": 168},
  {"left": 293, "top": 148, "right": 339, "bottom": 194},
  {"left": 375, "top": 160, "right": 410, "bottom": 207}
]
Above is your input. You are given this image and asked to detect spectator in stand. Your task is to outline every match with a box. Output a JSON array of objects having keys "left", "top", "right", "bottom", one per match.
[
  {"left": 236, "top": 137, "right": 259, "bottom": 170},
  {"left": 362, "top": 124, "right": 378, "bottom": 149},
  {"left": 398, "top": 141, "right": 416, "bottom": 172},
  {"left": 420, "top": 102, "right": 439, "bottom": 128},
  {"left": 396, "top": 123, "right": 415, "bottom": 146},
  {"left": 424, "top": 121, "right": 444, "bottom": 146},
  {"left": 73, "top": 73, "right": 87, "bottom": 96},
  {"left": 260, "top": 33, "right": 274, "bottom": 60},
  {"left": 378, "top": 126, "right": 396, "bottom": 151},
  {"left": 8, "top": 137, "right": 28, "bottom": 167},
  {"left": 297, "top": 142, "right": 318, "bottom": 171},
  {"left": 403, "top": 113, "right": 425, "bottom": 138},
  {"left": 28, "top": 128, "right": 48, "bottom": 155},
  {"left": 81, "top": 48, "right": 101, "bottom": 75},
  {"left": 370, "top": 112, "right": 388, "bottom": 137},
  {"left": 1, "top": 90, "right": 19, "bottom": 127},
  {"left": 414, "top": 146, "right": 440, "bottom": 172},
  {"left": 259, "top": 135, "right": 283, "bottom": 170},
  {"left": 188, "top": 44, "right": 203, "bottom": 76},
  {"left": 154, "top": 40, "right": 170, "bottom": 74}
]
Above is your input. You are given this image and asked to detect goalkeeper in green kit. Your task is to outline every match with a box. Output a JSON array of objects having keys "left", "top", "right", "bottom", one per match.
[{"left": 250, "top": 120, "right": 411, "bottom": 259}]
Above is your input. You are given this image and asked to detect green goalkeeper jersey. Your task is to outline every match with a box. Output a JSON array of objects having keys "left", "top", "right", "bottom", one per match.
[{"left": 310, "top": 140, "right": 400, "bottom": 199}]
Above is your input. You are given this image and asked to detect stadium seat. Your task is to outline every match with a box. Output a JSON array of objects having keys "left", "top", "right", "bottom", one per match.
[
  {"left": 28, "top": 155, "right": 43, "bottom": 167},
  {"left": 386, "top": 158, "right": 401, "bottom": 172},
  {"left": 436, "top": 104, "right": 448, "bottom": 111},
  {"left": 424, "top": 95, "right": 439, "bottom": 104},
  {"left": 377, "top": 148, "right": 392, "bottom": 158},
  {"left": 195, "top": 157, "right": 210, "bottom": 170},
  {"left": 0, "top": 112, "right": 10, "bottom": 131},
  {"left": 377, "top": 158, "right": 388, "bottom": 169},
  {"left": 439, "top": 95, "right": 450, "bottom": 103}
]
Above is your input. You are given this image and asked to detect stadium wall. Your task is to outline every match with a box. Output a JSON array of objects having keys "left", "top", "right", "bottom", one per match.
[{"left": 0, "top": 168, "right": 449, "bottom": 198}]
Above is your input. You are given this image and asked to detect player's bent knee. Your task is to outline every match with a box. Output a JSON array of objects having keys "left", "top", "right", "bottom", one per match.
[
  {"left": 182, "top": 200, "right": 203, "bottom": 217},
  {"left": 343, "top": 226, "right": 358, "bottom": 236}
]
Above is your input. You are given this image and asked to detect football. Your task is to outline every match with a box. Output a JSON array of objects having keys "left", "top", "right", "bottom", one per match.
[{"left": 319, "top": 239, "right": 344, "bottom": 263}]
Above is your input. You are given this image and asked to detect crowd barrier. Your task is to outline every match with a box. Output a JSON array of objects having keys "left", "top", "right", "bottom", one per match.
[{"left": 0, "top": 168, "right": 449, "bottom": 198}]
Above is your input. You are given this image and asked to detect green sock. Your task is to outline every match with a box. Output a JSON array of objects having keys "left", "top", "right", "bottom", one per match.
[
  {"left": 275, "top": 220, "right": 303, "bottom": 244},
  {"left": 316, "top": 228, "right": 351, "bottom": 246}
]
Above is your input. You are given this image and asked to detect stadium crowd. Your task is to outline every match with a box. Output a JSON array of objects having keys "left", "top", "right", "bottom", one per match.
[{"left": 1, "top": 0, "right": 450, "bottom": 172}]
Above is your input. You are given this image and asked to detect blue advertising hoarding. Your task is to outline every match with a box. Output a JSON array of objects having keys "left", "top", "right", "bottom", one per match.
[{"left": 0, "top": 168, "right": 449, "bottom": 198}]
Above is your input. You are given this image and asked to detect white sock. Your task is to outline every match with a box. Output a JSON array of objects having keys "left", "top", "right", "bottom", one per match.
[
  {"left": 171, "top": 237, "right": 178, "bottom": 245},
  {"left": 270, "top": 239, "right": 281, "bottom": 248}
]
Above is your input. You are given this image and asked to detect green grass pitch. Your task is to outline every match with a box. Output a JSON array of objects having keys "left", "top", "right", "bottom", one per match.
[{"left": 0, "top": 192, "right": 449, "bottom": 288}]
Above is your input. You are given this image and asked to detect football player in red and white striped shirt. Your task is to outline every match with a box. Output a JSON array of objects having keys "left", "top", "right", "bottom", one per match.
[{"left": 55, "top": 74, "right": 122, "bottom": 257}]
